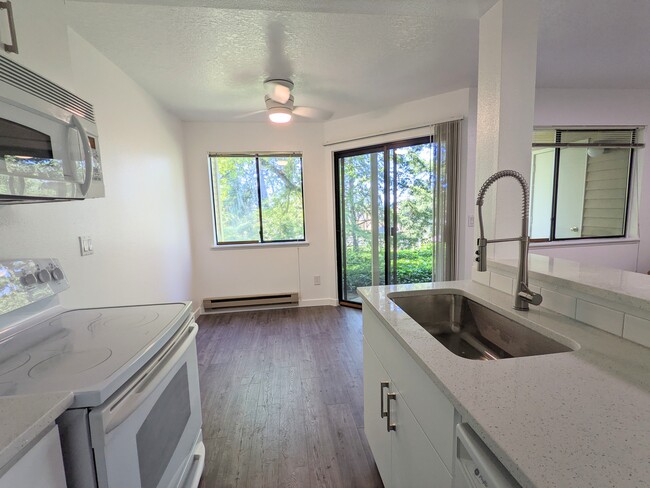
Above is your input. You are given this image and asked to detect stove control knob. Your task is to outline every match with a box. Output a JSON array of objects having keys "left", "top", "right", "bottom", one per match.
[
  {"left": 51, "top": 267, "right": 64, "bottom": 281},
  {"left": 21, "top": 273, "right": 37, "bottom": 286},
  {"left": 37, "top": 269, "right": 52, "bottom": 283}
]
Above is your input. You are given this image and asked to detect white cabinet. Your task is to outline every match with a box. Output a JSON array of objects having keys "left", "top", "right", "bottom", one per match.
[
  {"left": 363, "top": 307, "right": 454, "bottom": 488},
  {"left": 363, "top": 339, "right": 392, "bottom": 484},
  {"left": 0, "top": 425, "right": 67, "bottom": 488},
  {"left": 0, "top": 0, "right": 73, "bottom": 87}
]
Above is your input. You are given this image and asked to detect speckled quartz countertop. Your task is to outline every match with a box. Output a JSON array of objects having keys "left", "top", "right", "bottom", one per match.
[
  {"left": 358, "top": 280, "right": 650, "bottom": 488},
  {"left": 0, "top": 391, "right": 73, "bottom": 469}
]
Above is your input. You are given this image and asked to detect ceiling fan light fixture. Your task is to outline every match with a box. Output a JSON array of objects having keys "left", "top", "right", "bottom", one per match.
[{"left": 268, "top": 107, "right": 292, "bottom": 124}]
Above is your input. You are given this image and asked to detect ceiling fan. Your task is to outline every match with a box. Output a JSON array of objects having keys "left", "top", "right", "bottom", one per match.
[{"left": 261, "top": 79, "right": 332, "bottom": 124}]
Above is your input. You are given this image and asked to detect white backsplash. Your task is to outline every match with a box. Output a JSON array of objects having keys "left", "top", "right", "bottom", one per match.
[{"left": 474, "top": 254, "right": 650, "bottom": 349}]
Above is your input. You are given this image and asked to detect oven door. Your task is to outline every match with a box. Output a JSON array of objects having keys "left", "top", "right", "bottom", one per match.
[
  {"left": 0, "top": 101, "right": 94, "bottom": 202},
  {"left": 88, "top": 322, "right": 202, "bottom": 488}
]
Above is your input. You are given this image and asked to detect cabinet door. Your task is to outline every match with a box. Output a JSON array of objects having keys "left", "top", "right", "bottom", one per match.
[
  {"left": 0, "top": 425, "right": 67, "bottom": 488},
  {"left": 1, "top": 0, "right": 73, "bottom": 87},
  {"left": 363, "top": 338, "right": 392, "bottom": 486},
  {"left": 389, "top": 393, "right": 452, "bottom": 488},
  {"left": 364, "top": 306, "right": 455, "bottom": 473}
]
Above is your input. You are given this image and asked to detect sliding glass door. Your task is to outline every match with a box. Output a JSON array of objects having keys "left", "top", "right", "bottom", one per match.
[
  {"left": 334, "top": 121, "right": 460, "bottom": 306},
  {"left": 388, "top": 142, "right": 434, "bottom": 286},
  {"left": 334, "top": 132, "right": 450, "bottom": 303},
  {"left": 336, "top": 147, "right": 387, "bottom": 303}
]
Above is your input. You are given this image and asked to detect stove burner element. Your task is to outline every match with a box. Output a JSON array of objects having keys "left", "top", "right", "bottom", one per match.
[
  {"left": 0, "top": 353, "right": 31, "bottom": 377},
  {"left": 28, "top": 348, "right": 113, "bottom": 379},
  {"left": 49, "top": 311, "right": 102, "bottom": 329},
  {"left": 88, "top": 311, "right": 160, "bottom": 331}
]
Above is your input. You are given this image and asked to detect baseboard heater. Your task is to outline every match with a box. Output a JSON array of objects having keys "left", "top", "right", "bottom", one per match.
[{"left": 203, "top": 292, "right": 299, "bottom": 311}]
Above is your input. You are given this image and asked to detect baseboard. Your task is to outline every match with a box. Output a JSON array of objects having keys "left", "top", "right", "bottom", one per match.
[
  {"left": 299, "top": 298, "right": 339, "bottom": 307},
  {"left": 192, "top": 305, "right": 202, "bottom": 320},
  {"left": 196, "top": 298, "right": 339, "bottom": 317}
]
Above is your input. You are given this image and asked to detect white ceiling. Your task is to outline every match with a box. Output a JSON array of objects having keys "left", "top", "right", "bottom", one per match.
[{"left": 66, "top": 0, "right": 650, "bottom": 122}]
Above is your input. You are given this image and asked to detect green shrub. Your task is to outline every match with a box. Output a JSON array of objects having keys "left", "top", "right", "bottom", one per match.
[{"left": 344, "top": 245, "right": 434, "bottom": 293}]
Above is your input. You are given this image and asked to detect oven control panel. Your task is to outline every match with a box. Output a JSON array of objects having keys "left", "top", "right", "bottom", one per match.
[{"left": 0, "top": 258, "right": 69, "bottom": 316}]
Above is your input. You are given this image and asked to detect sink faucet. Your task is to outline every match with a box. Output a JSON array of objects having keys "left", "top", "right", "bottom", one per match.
[{"left": 475, "top": 170, "right": 542, "bottom": 311}]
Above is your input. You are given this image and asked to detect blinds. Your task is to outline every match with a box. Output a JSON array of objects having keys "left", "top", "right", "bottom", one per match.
[
  {"left": 532, "top": 128, "right": 643, "bottom": 148},
  {"left": 431, "top": 119, "right": 460, "bottom": 281}
]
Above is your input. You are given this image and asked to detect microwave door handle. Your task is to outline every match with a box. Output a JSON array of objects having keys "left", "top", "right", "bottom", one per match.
[
  {"left": 70, "top": 116, "right": 94, "bottom": 196},
  {"left": 103, "top": 323, "right": 198, "bottom": 434}
]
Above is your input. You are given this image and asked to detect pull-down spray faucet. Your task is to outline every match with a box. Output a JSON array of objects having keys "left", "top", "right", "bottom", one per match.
[{"left": 475, "top": 170, "right": 542, "bottom": 311}]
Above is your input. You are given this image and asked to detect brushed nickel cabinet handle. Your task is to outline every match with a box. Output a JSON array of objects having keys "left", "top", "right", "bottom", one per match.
[
  {"left": 386, "top": 392, "right": 396, "bottom": 432},
  {"left": 0, "top": 1, "right": 19, "bottom": 54},
  {"left": 380, "top": 381, "right": 389, "bottom": 418}
]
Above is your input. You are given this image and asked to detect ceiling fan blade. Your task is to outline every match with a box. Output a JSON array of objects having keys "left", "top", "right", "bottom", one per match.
[
  {"left": 293, "top": 106, "right": 333, "bottom": 121},
  {"left": 234, "top": 109, "right": 267, "bottom": 120}
]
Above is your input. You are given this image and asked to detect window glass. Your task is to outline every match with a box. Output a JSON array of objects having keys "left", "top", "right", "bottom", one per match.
[
  {"left": 211, "top": 156, "right": 259, "bottom": 243},
  {"left": 555, "top": 147, "right": 588, "bottom": 238},
  {"left": 259, "top": 156, "right": 305, "bottom": 241},
  {"left": 209, "top": 154, "right": 305, "bottom": 244},
  {"left": 530, "top": 128, "right": 634, "bottom": 241},
  {"left": 530, "top": 148, "right": 554, "bottom": 240}
]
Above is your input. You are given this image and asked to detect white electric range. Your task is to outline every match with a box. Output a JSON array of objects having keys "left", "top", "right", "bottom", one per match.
[{"left": 0, "top": 258, "right": 205, "bottom": 488}]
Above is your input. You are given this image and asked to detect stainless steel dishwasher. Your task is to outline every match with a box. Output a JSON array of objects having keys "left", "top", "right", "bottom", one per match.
[{"left": 454, "top": 423, "right": 521, "bottom": 488}]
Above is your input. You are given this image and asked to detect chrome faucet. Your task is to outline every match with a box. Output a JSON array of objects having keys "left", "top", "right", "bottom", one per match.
[{"left": 475, "top": 170, "right": 542, "bottom": 311}]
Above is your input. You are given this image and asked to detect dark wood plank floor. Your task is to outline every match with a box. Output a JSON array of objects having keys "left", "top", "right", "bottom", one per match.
[{"left": 196, "top": 306, "right": 383, "bottom": 488}]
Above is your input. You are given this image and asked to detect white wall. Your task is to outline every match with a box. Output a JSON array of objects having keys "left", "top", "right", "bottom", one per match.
[
  {"left": 0, "top": 28, "right": 193, "bottom": 308},
  {"left": 184, "top": 89, "right": 475, "bottom": 309},
  {"left": 183, "top": 122, "right": 336, "bottom": 308},
  {"left": 531, "top": 88, "right": 650, "bottom": 273}
]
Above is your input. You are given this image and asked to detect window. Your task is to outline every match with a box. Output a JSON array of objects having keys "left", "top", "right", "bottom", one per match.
[
  {"left": 529, "top": 128, "right": 640, "bottom": 241},
  {"left": 209, "top": 153, "right": 305, "bottom": 245}
]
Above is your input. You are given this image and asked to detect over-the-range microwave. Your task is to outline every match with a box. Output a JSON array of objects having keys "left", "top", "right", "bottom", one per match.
[{"left": 0, "top": 55, "right": 104, "bottom": 203}]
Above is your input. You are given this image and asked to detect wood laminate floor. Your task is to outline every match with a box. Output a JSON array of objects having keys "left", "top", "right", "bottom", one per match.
[{"left": 196, "top": 306, "right": 383, "bottom": 488}]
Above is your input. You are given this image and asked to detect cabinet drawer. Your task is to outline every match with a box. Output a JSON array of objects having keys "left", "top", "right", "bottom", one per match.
[{"left": 363, "top": 307, "right": 455, "bottom": 473}]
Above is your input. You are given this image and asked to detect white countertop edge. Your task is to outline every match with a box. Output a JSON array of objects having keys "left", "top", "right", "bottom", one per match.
[
  {"left": 358, "top": 280, "right": 650, "bottom": 488},
  {"left": 0, "top": 391, "right": 73, "bottom": 469}
]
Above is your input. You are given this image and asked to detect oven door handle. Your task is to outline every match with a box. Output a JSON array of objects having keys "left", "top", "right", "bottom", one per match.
[{"left": 103, "top": 322, "right": 198, "bottom": 434}]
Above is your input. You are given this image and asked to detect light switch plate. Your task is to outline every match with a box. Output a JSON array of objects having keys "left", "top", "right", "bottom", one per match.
[{"left": 79, "top": 236, "right": 93, "bottom": 256}]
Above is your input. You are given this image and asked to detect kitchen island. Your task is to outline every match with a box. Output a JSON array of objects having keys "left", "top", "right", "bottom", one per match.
[{"left": 359, "top": 279, "right": 650, "bottom": 488}]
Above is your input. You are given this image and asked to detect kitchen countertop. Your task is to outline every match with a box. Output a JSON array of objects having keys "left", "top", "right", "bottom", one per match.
[
  {"left": 359, "top": 280, "right": 650, "bottom": 488},
  {"left": 0, "top": 391, "right": 73, "bottom": 470}
]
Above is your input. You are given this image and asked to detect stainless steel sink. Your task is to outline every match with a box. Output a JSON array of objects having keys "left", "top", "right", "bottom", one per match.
[{"left": 389, "top": 293, "right": 573, "bottom": 360}]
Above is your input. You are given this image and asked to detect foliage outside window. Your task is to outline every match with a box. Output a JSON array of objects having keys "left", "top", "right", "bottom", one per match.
[
  {"left": 209, "top": 153, "right": 305, "bottom": 245},
  {"left": 529, "top": 128, "right": 639, "bottom": 241}
]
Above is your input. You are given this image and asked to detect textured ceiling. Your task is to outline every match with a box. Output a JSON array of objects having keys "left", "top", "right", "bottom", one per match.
[{"left": 66, "top": 0, "right": 650, "bottom": 122}]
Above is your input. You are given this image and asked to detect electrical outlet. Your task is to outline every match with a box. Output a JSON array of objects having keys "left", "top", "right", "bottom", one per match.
[
  {"left": 79, "top": 236, "right": 93, "bottom": 256},
  {"left": 313, "top": 275, "right": 321, "bottom": 285}
]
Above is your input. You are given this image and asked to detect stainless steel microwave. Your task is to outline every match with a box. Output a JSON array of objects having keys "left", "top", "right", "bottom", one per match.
[{"left": 0, "top": 55, "right": 104, "bottom": 203}]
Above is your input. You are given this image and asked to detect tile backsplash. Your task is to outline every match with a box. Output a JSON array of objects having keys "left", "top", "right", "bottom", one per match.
[{"left": 475, "top": 265, "right": 650, "bottom": 349}]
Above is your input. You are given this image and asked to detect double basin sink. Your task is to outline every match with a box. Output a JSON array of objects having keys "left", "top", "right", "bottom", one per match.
[{"left": 389, "top": 293, "right": 574, "bottom": 360}]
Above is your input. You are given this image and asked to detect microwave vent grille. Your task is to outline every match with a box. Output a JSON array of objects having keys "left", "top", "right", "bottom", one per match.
[{"left": 0, "top": 56, "right": 95, "bottom": 123}]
